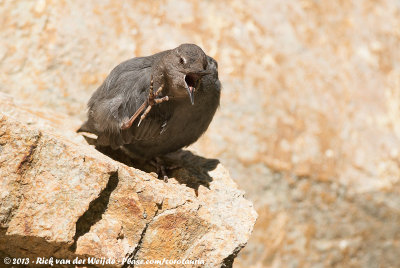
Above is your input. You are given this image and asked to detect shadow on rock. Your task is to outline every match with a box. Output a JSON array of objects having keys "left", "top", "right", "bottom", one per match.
[
  {"left": 164, "top": 150, "right": 220, "bottom": 191},
  {"left": 91, "top": 141, "right": 219, "bottom": 194}
]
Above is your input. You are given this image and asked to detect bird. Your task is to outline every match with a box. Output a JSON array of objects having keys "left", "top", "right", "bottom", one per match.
[{"left": 78, "top": 44, "right": 221, "bottom": 181}]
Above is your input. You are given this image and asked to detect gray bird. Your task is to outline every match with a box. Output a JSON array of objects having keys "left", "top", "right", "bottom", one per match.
[{"left": 78, "top": 44, "right": 221, "bottom": 181}]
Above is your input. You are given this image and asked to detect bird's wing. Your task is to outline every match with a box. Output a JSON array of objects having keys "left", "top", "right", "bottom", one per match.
[{"left": 83, "top": 56, "right": 168, "bottom": 148}]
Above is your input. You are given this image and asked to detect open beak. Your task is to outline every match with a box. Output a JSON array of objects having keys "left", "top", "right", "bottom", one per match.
[{"left": 184, "top": 70, "right": 212, "bottom": 105}]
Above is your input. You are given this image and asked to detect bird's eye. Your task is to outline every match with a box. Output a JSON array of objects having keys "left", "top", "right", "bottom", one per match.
[{"left": 179, "top": 57, "right": 185, "bottom": 65}]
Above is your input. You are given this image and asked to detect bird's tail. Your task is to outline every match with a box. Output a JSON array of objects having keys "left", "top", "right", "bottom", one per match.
[
  {"left": 77, "top": 120, "right": 99, "bottom": 146},
  {"left": 77, "top": 120, "right": 93, "bottom": 133}
]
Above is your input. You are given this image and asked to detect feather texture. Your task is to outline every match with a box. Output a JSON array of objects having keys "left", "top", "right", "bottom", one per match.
[{"left": 79, "top": 44, "right": 220, "bottom": 159}]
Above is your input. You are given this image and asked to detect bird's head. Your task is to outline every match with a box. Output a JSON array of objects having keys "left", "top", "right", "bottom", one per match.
[{"left": 161, "top": 44, "right": 211, "bottom": 105}]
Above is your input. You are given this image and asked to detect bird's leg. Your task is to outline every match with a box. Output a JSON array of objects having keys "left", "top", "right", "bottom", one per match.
[
  {"left": 159, "top": 164, "right": 168, "bottom": 183},
  {"left": 150, "top": 157, "right": 169, "bottom": 182},
  {"left": 120, "top": 77, "right": 154, "bottom": 130},
  {"left": 138, "top": 105, "right": 152, "bottom": 127},
  {"left": 121, "top": 76, "right": 168, "bottom": 130},
  {"left": 137, "top": 80, "right": 169, "bottom": 127},
  {"left": 121, "top": 102, "right": 146, "bottom": 130},
  {"left": 149, "top": 156, "right": 182, "bottom": 183}
]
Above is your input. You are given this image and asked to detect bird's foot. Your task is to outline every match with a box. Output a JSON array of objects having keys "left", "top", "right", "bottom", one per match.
[
  {"left": 121, "top": 102, "right": 146, "bottom": 130},
  {"left": 150, "top": 157, "right": 179, "bottom": 183},
  {"left": 137, "top": 77, "right": 169, "bottom": 126},
  {"left": 120, "top": 76, "right": 168, "bottom": 130}
]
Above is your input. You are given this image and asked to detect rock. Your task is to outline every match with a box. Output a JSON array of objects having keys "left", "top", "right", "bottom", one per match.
[
  {"left": 1, "top": 0, "right": 400, "bottom": 267},
  {"left": 0, "top": 93, "right": 257, "bottom": 267}
]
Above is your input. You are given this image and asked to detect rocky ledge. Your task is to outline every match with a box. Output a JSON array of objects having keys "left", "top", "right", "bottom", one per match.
[{"left": 0, "top": 93, "right": 257, "bottom": 267}]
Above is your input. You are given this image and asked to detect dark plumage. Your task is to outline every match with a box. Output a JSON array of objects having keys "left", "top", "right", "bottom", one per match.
[{"left": 78, "top": 44, "right": 221, "bottom": 171}]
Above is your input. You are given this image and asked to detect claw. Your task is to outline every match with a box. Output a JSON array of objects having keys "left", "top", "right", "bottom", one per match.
[
  {"left": 150, "top": 157, "right": 173, "bottom": 182},
  {"left": 154, "top": 96, "right": 169, "bottom": 104},
  {"left": 160, "top": 165, "right": 168, "bottom": 182},
  {"left": 121, "top": 76, "right": 169, "bottom": 130},
  {"left": 137, "top": 105, "right": 152, "bottom": 127},
  {"left": 155, "top": 84, "right": 164, "bottom": 96},
  {"left": 136, "top": 83, "right": 168, "bottom": 126},
  {"left": 121, "top": 102, "right": 146, "bottom": 130}
]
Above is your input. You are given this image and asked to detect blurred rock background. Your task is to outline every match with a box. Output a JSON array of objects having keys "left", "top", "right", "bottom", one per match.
[{"left": 1, "top": 0, "right": 399, "bottom": 267}]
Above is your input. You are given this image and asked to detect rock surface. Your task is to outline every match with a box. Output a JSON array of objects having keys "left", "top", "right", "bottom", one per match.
[
  {"left": 1, "top": 0, "right": 400, "bottom": 267},
  {"left": 0, "top": 93, "right": 257, "bottom": 267}
]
